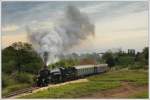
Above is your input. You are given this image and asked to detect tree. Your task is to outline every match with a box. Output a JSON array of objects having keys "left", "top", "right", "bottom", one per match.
[
  {"left": 2, "top": 42, "right": 44, "bottom": 74},
  {"left": 102, "top": 52, "right": 115, "bottom": 68},
  {"left": 142, "top": 47, "right": 148, "bottom": 65}
]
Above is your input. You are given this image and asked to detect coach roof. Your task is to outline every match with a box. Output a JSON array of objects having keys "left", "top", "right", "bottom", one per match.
[
  {"left": 74, "top": 64, "right": 108, "bottom": 69},
  {"left": 74, "top": 65, "right": 94, "bottom": 69}
]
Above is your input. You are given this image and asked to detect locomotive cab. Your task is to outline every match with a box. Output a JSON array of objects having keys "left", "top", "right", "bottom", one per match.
[{"left": 50, "top": 68, "right": 62, "bottom": 84}]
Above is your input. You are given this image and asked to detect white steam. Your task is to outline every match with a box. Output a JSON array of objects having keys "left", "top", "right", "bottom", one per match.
[{"left": 27, "top": 6, "right": 95, "bottom": 65}]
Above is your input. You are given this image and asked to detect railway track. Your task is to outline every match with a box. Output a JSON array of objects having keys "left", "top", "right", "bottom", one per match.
[{"left": 3, "top": 86, "right": 39, "bottom": 98}]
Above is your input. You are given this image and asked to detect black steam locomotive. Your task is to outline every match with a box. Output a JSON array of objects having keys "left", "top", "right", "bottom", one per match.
[{"left": 36, "top": 64, "right": 108, "bottom": 87}]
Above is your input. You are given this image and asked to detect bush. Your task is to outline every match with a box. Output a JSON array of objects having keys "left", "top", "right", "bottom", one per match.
[
  {"left": 22, "top": 62, "right": 43, "bottom": 74},
  {"left": 2, "top": 74, "right": 18, "bottom": 88},
  {"left": 15, "top": 72, "right": 34, "bottom": 84},
  {"left": 2, "top": 61, "right": 16, "bottom": 73},
  {"left": 128, "top": 63, "right": 143, "bottom": 70},
  {"left": 117, "top": 56, "right": 135, "bottom": 66},
  {"left": 48, "top": 59, "right": 79, "bottom": 68},
  {"left": 102, "top": 52, "right": 115, "bottom": 68}
]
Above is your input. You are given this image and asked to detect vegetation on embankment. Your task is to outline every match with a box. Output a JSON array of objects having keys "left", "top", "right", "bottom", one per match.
[
  {"left": 128, "top": 90, "right": 148, "bottom": 98},
  {"left": 19, "top": 69, "right": 148, "bottom": 98}
]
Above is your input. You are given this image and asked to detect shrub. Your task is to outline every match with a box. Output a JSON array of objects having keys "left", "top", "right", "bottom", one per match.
[
  {"left": 128, "top": 63, "right": 143, "bottom": 70},
  {"left": 117, "top": 56, "right": 135, "bottom": 66},
  {"left": 15, "top": 72, "right": 34, "bottom": 84},
  {"left": 2, "top": 61, "right": 16, "bottom": 73},
  {"left": 2, "top": 74, "right": 17, "bottom": 88}
]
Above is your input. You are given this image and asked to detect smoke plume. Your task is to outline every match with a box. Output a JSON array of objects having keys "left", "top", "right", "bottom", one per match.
[{"left": 28, "top": 6, "right": 95, "bottom": 65}]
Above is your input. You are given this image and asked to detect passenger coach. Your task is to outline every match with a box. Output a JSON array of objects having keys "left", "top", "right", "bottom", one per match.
[{"left": 74, "top": 64, "right": 108, "bottom": 77}]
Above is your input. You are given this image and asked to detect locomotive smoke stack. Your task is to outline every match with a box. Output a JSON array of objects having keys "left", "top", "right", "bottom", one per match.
[{"left": 43, "top": 52, "right": 49, "bottom": 67}]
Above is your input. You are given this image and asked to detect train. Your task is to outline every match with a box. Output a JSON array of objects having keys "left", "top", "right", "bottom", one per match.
[{"left": 36, "top": 64, "right": 109, "bottom": 87}]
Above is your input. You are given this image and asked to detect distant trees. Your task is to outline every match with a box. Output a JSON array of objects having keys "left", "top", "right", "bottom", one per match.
[
  {"left": 49, "top": 52, "right": 101, "bottom": 68},
  {"left": 142, "top": 47, "right": 148, "bottom": 65},
  {"left": 135, "top": 47, "right": 148, "bottom": 65},
  {"left": 49, "top": 59, "right": 79, "bottom": 69},
  {"left": 101, "top": 47, "right": 149, "bottom": 69},
  {"left": 102, "top": 52, "right": 115, "bottom": 68}
]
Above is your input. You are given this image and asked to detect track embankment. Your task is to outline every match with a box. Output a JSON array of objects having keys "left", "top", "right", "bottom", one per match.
[{"left": 9, "top": 78, "right": 88, "bottom": 98}]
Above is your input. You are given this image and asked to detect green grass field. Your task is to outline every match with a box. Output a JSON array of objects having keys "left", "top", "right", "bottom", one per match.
[
  {"left": 128, "top": 90, "right": 148, "bottom": 98},
  {"left": 19, "top": 69, "right": 148, "bottom": 98}
]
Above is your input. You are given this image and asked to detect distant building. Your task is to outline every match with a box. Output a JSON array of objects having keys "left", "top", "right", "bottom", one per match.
[{"left": 128, "top": 49, "right": 135, "bottom": 55}]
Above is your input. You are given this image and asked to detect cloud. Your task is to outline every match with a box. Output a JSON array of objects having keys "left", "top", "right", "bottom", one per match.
[
  {"left": 2, "top": 33, "right": 28, "bottom": 48},
  {"left": 68, "top": 10, "right": 148, "bottom": 53},
  {"left": 1, "top": 1, "right": 148, "bottom": 52},
  {"left": 95, "top": 11, "right": 148, "bottom": 34},
  {"left": 2, "top": 25, "right": 19, "bottom": 32},
  {"left": 80, "top": 1, "right": 148, "bottom": 22}
]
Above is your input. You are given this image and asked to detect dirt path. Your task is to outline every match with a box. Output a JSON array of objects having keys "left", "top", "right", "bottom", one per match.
[{"left": 82, "top": 82, "right": 148, "bottom": 98}]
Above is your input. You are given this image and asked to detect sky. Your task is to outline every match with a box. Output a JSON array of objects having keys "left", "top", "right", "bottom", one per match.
[{"left": 1, "top": 1, "right": 149, "bottom": 53}]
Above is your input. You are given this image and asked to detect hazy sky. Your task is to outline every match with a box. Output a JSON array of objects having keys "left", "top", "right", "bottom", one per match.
[{"left": 2, "top": 1, "right": 149, "bottom": 53}]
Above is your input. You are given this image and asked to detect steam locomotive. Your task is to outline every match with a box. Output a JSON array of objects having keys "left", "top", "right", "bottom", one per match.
[{"left": 36, "top": 64, "right": 109, "bottom": 87}]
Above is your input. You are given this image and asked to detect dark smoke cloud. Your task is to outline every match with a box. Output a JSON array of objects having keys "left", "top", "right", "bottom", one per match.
[{"left": 27, "top": 5, "right": 95, "bottom": 65}]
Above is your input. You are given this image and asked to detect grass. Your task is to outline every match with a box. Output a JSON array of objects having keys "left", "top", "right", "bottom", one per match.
[
  {"left": 88, "top": 69, "right": 148, "bottom": 85},
  {"left": 128, "top": 90, "right": 149, "bottom": 98},
  {"left": 19, "top": 69, "right": 148, "bottom": 98}
]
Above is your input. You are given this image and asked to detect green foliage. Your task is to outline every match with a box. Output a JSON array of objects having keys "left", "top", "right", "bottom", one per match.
[
  {"left": 142, "top": 47, "right": 148, "bottom": 65},
  {"left": 2, "top": 60, "right": 16, "bottom": 73},
  {"left": 15, "top": 72, "right": 34, "bottom": 84},
  {"left": 135, "top": 47, "right": 148, "bottom": 65},
  {"left": 49, "top": 59, "right": 79, "bottom": 68},
  {"left": 2, "top": 42, "right": 44, "bottom": 74},
  {"left": 128, "top": 90, "right": 148, "bottom": 98},
  {"left": 102, "top": 52, "right": 115, "bottom": 68},
  {"left": 88, "top": 70, "right": 148, "bottom": 85},
  {"left": 101, "top": 47, "right": 148, "bottom": 70},
  {"left": 128, "top": 63, "right": 143, "bottom": 70},
  {"left": 2, "top": 73, "right": 18, "bottom": 88},
  {"left": 2, "top": 42, "right": 44, "bottom": 96},
  {"left": 143, "top": 47, "right": 148, "bottom": 60},
  {"left": 117, "top": 56, "right": 135, "bottom": 66}
]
